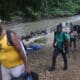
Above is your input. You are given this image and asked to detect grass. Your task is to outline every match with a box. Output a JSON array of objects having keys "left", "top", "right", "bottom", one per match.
[{"left": 34, "top": 37, "right": 47, "bottom": 44}]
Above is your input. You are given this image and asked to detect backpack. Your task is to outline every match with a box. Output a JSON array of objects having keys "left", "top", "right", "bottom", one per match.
[
  {"left": 6, "top": 30, "right": 27, "bottom": 56},
  {"left": 11, "top": 71, "right": 39, "bottom": 80},
  {"left": 54, "top": 32, "right": 66, "bottom": 45},
  {"left": 54, "top": 32, "right": 68, "bottom": 52}
]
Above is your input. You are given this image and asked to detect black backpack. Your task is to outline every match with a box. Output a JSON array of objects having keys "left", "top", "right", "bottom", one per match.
[
  {"left": 11, "top": 72, "right": 39, "bottom": 80},
  {"left": 6, "top": 30, "right": 27, "bottom": 55}
]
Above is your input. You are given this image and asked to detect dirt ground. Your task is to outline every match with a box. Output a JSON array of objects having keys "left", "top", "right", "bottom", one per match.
[
  {"left": 28, "top": 40, "right": 80, "bottom": 80},
  {"left": 0, "top": 33, "right": 80, "bottom": 80}
]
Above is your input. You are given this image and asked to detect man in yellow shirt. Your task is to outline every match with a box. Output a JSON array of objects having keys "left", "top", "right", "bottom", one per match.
[{"left": 0, "top": 19, "right": 30, "bottom": 80}]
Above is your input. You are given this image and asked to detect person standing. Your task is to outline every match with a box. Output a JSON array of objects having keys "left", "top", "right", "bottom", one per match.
[
  {"left": 0, "top": 19, "right": 30, "bottom": 80},
  {"left": 50, "top": 23, "right": 69, "bottom": 71},
  {"left": 69, "top": 29, "right": 78, "bottom": 49}
]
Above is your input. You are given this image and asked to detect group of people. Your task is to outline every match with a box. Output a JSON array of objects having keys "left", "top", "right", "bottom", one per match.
[
  {"left": 0, "top": 18, "right": 80, "bottom": 80},
  {"left": 64, "top": 22, "right": 79, "bottom": 49},
  {"left": 21, "top": 28, "right": 47, "bottom": 41},
  {"left": 50, "top": 22, "right": 79, "bottom": 71}
]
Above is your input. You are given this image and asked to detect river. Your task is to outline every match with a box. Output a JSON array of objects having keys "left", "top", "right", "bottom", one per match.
[{"left": 5, "top": 15, "right": 80, "bottom": 35}]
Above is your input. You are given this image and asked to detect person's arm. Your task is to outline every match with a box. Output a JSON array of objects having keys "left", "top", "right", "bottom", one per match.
[
  {"left": 11, "top": 32, "right": 30, "bottom": 73},
  {"left": 75, "top": 31, "right": 78, "bottom": 37},
  {"left": 53, "top": 32, "right": 57, "bottom": 48},
  {"left": 53, "top": 38, "right": 56, "bottom": 47},
  {"left": 65, "top": 33, "right": 70, "bottom": 52}
]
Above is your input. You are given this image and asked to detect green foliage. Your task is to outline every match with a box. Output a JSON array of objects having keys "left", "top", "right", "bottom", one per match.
[
  {"left": 0, "top": 0, "right": 80, "bottom": 20},
  {"left": 22, "top": 7, "right": 41, "bottom": 21},
  {"left": 34, "top": 37, "right": 47, "bottom": 44}
]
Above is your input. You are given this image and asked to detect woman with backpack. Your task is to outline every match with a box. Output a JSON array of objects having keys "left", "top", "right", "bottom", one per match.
[{"left": 0, "top": 19, "right": 31, "bottom": 80}]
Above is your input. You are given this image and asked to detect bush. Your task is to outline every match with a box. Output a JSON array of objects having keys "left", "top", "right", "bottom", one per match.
[
  {"left": 22, "top": 7, "right": 41, "bottom": 21},
  {"left": 34, "top": 37, "right": 47, "bottom": 44}
]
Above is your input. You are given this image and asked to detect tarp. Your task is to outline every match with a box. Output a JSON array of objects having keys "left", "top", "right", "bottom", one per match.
[{"left": 29, "top": 44, "right": 43, "bottom": 50}]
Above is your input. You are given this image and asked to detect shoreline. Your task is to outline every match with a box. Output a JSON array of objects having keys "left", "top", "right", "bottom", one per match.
[
  {"left": 4, "top": 15, "right": 80, "bottom": 35},
  {"left": 3, "top": 15, "right": 80, "bottom": 27}
]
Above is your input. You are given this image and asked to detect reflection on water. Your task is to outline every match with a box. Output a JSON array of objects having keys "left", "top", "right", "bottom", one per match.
[{"left": 5, "top": 15, "right": 80, "bottom": 35}]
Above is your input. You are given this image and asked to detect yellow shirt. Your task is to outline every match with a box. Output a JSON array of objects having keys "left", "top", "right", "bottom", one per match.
[{"left": 0, "top": 33, "right": 23, "bottom": 68}]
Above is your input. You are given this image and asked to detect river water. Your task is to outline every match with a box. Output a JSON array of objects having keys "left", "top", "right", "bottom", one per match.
[{"left": 5, "top": 15, "right": 80, "bottom": 35}]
